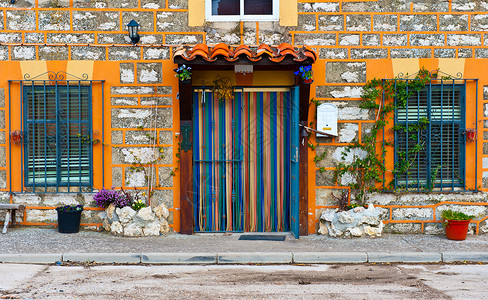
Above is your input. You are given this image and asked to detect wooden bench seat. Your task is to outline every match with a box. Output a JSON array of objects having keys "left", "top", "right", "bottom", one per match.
[{"left": 0, "top": 204, "right": 25, "bottom": 234}]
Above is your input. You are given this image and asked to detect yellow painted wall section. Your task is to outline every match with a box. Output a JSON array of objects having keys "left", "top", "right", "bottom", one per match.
[
  {"left": 280, "top": 0, "right": 297, "bottom": 26},
  {"left": 66, "top": 61, "right": 94, "bottom": 81},
  {"left": 189, "top": 0, "right": 205, "bottom": 27}
]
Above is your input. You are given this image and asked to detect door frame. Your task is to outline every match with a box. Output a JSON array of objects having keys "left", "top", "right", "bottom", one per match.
[{"left": 177, "top": 69, "right": 311, "bottom": 237}]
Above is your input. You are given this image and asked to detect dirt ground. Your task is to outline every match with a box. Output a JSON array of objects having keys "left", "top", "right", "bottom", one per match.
[{"left": 1, "top": 263, "right": 487, "bottom": 299}]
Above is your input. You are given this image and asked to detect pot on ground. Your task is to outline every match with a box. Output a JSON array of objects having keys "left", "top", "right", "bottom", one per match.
[
  {"left": 56, "top": 206, "right": 83, "bottom": 233},
  {"left": 445, "top": 219, "right": 471, "bottom": 241}
]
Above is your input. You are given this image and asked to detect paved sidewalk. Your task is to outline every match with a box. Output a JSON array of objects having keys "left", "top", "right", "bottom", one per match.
[{"left": 1, "top": 228, "right": 487, "bottom": 264}]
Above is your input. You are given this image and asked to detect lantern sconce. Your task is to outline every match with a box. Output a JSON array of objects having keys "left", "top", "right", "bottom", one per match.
[
  {"left": 465, "top": 128, "right": 477, "bottom": 143},
  {"left": 10, "top": 130, "right": 23, "bottom": 145},
  {"left": 127, "top": 20, "right": 140, "bottom": 45},
  {"left": 10, "top": 0, "right": 15, "bottom": 4}
]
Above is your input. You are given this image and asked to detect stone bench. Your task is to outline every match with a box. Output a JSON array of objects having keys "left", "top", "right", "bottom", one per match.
[{"left": 0, "top": 204, "right": 25, "bottom": 234}]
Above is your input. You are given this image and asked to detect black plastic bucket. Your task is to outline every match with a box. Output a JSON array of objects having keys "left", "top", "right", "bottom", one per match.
[{"left": 57, "top": 210, "right": 83, "bottom": 233}]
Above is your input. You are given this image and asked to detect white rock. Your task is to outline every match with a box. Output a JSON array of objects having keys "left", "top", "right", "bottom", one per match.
[
  {"left": 353, "top": 207, "right": 365, "bottom": 213},
  {"left": 154, "top": 203, "right": 170, "bottom": 220},
  {"left": 359, "top": 215, "right": 381, "bottom": 226},
  {"left": 124, "top": 223, "right": 144, "bottom": 237},
  {"left": 337, "top": 211, "right": 354, "bottom": 224},
  {"left": 102, "top": 218, "right": 111, "bottom": 232},
  {"left": 318, "top": 222, "right": 328, "bottom": 235},
  {"left": 135, "top": 207, "right": 156, "bottom": 222},
  {"left": 348, "top": 227, "right": 363, "bottom": 237},
  {"left": 160, "top": 219, "right": 170, "bottom": 234},
  {"left": 143, "top": 222, "right": 161, "bottom": 236},
  {"left": 364, "top": 221, "right": 384, "bottom": 237},
  {"left": 110, "top": 221, "right": 123, "bottom": 235},
  {"left": 327, "top": 223, "right": 343, "bottom": 237},
  {"left": 106, "top": 203, "right": 118, "bottom": 223},
  {"left": 118, "top": 206, "right": 137, "bottom": 224}
]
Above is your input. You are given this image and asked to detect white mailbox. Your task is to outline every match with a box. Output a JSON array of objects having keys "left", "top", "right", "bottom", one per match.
[{"left": 316, "top": 103, "right": 338, "bottom": 137}]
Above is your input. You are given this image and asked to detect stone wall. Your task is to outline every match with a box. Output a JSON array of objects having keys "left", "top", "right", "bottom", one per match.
[{"left": 0, "top": 0, "right": 488, "bottom": 234}]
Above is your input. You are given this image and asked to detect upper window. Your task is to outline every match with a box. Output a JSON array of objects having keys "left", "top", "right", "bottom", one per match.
[
  {"left": 23, "top": 84, "right": 92, "bottom": 190},
  {"left": 206, "top": 0, "right": 279, "bottom": 21},
  {"left": 394, "top": 84, "right": 465, "bottom": 191}
]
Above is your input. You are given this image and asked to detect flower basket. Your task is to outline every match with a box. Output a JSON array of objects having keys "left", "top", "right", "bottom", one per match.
[{"left": 56, "top": 205, "right": 83, "bottom": 233}]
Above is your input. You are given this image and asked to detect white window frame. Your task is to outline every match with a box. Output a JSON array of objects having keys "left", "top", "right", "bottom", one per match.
[{"left": 205, "top": 0, "right": 279, "bottom": 22}]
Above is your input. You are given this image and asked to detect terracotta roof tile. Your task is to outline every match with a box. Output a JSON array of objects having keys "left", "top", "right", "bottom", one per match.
[{"left": 173, "top": 43, "right": 316, "bottom": 64}]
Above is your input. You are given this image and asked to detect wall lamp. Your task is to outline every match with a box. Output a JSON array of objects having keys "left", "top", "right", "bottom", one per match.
[
  {"left": 127, "top": 20, "right": 140, "bottom": 45},
  {"left": 10, "top": 0, "right": 15, "bottom": 4}
]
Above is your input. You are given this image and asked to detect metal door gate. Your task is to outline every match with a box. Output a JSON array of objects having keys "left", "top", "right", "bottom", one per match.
[{"left": 193, "top": 88, "right": 299, "bottom": 234}]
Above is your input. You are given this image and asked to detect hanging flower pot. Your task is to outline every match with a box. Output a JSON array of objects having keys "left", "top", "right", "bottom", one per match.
[
  {"left": 294, "top": 65, "right": 313, "bottom": 85},
  {"left": 303, "top": 78, "right": 314, "bottom": 85},
  {"left": 56, "top": 205, "right": 83, "bottom": 233},
  {"left": 441, "top": 209, "right": 473, "bottom": 241},
  {"left": 465, "top": 128, "right": 476, "bottom": 142}
]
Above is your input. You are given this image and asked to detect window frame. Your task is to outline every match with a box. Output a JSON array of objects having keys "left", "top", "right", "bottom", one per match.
[
  {"left": 22, "top": 83, "right": 93, "bottom": 188},
  {"left": 205, "top": 0, "right": 279, "bottom": 22},
  {"left": 394, "top": 83, "right": 466, "bottom": 191}
]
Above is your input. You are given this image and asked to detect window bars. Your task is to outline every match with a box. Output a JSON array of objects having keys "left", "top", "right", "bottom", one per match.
[
  {"left": 382, "top": 70, "right": 478, "bottom": 192},
  {"left": 8, "top": 71, "right": 105, "bottom": 193}
]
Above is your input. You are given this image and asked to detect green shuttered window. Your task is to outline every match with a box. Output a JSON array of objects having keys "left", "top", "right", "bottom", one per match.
[
  {"left": 395, "top": 84, "right": 465, "bottom": 190},
  {"left": 23, "top": 84, "right": 92, "bottom": 188}
]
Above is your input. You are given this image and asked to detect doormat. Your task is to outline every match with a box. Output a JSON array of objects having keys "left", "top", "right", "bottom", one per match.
[{"left": 239, "top": 235, "right": 286, "bottom": 241}]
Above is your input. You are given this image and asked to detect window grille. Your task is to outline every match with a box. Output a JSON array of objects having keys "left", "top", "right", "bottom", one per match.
[{"left": 394, "top": 84, "right": 466, "bottom": 191}]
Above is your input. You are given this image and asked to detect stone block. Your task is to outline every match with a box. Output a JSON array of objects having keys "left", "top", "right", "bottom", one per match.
[
  {"left": 12, "top": 194, "right": 42, "bottom": 206},
  {"left": 434, "top": 49, "right": 456, "bottom": 58},
  {"left": 255, "top": 22, "right": 291, "bottom": 45},
  {"left": 475, "top": 49, "right": 488, "bottom": 58},
  {"left": 139, "top": 35, "right": 163, "bottom": 45},
  {"left": 144, "top": 48, "right": 170, "bottom": 60},
  {"left": 383, "top": 34, "right": 408, "bottom": 46},
  {"left": 157, "top": 86, "right": 172, "bottom": 95},
  {"left": 296, "top": 14, "right": 316, "bottom": 31},
  {"left": 70, "top": 46, "right": 106, "bottom": 60},
  {"left": 113, "top": 147, "right": 159, "bottom": 164},
  {"left": 111, "top": 97, "right": 138, "bottom": 106},
  {"left": 443, "top": 252, "right": 488, "bottom": 263},
  {"left": 362, "top": 34, "right": 380, "bottom": 46},
  {"left": 159, "top": 130, "right": 173, "bottom": 145},
  {"left": 412, "top": 0, "right": 449, "bottom": 12},
  {"left": 73, "top": 0, "right": 138, "bottom": 8},
  {"left": 316, "top": 188, "right": 347, "bottom": 206},
  {"left": 392, "top": 208, "right": 433, "bottom": 220},
  {"left": 350, "top": 48, "right": 388, "bottom": 59},
  {"left": 157, "top": 11, "right": 190, "bottom": 32},
  {"left": 440, "top": 14, "right": 469, "bottom": 31},
  {"left": 25, "top": 33, "right": 44, "bottom": 44},
  {"left": 165, "top": 34, "right": 203, "bottom": 45},
  {"left": 39, "top": 46, "right": 69, "bottom": 60},
  {"left": 0, "top": 11, "right": 3, "bottom": 30},
  {"left": 458, "top": 48, "right": 473, "bottom": 58},
  {"left": 97, "top": 34, "right": 131, "bottom": 45},
  {"left": 142, "top": 0, "right": 165, "bottom": 9},
  {"left": 447, "top": 34, "right": 481, "bottom": 46},
  {"left": 384, "top": 223, "right": 422, "bottom": 233},
  {"left": 111, "top": 107, "right": 172, "bottom": 129},
  {"left": 373, "top": 15, "right": 397, "bottom": 31},
  {"left": 390, "top": 48, "right": 431, "bottom": 58},
  {"left": 452, "top": 0, "right": 488, "bottom": 11},
  {"left": 315, "top": 169, "right": 335, "bottom": 186},
  {"left": 424, "top": 223, "right": 444, "bottom": 234},
  {"left": 11, "top": 46, "right": 36, "bottom": 60},
  {"left": 25, "top": 209, "right": 58, "bottom": 223},
  {"left": 119, "top": 63, "right": 135, "bottom": 84},
  {"left": 124, "top": 130, "right": 156, "bottom": 145},
  {"left": 326, "top": 62, "right": 366, "bottom": 83},
  {"left": 111, "top": 86, "right": 156, "bottom": 95},
  {"left": 108, "top": 47, "right": 141, "bottom": 61},
  {"left": 410, "top": 34, "right": 445, "bottom": 46},
  {"left": 7, "top": 10, "right": 36, "bottom": 30},
  {"left": 318, "top": 15, "right": 343, "bottom": 31},
  {"left": 316, "top": 86, "right": 363, "bottom": 99},
  {"left": 319, "top": 48, "right": 348, "bottom": 60},
  {"left": 342, "top": 1, "right": 378, "bottom": 12},
  {"left": 150, "top": 190, "right": 174, "bottom": 208},
  {"left": 346, "top": 15, "right": 370, "bottom": 31},
  {"left": 47, "top": 33, "right": 95, "bottom": 44},
  {"left": 168, "top": 0, "right": 187, "bottom": 9},
  {"left": 299, "top": 2, "right": 339, "bottom": 12},
  {"left": 294, "top": 33, "right": 336, "bottom": 46},
  {"left": 159, "top": 167, "right": 174, "bottom": 187},
  {"left": 38, "top": 0, "right": 70, "bottom": 7},
  {"left": 435, "top": 204, "right": 488, "bottom": 220},
  {"left": 0, "top": 46, "right": 7, "bottom": 61},
  {"left": 339, "top": 34, "right": 360, "bottom": 46},
  {"left": 400, "top": 15, "right": 437, "bottom": 31},
  {"left": 137, "top": 63, "right": 162, "bottom": 84},
  {"left": 337, "top": 123, "right": 360, "bottom": 142},
  {"left": 123, "top": 11, "right": 154, "bottom": 32},
  {"left": 39, "top": 10, "right": 70, "bottom": 31},
  {"left": 112, "top": 167, "right": 122, "bottom": 187},
  {"left": 361, "top": 122, "right": 374, "bottom": 142},
  {"left": 0, "top": 33, "right": 21, "bottom": 43},
  {"left": 141, "top": 97, "right": 172, "bottom": 106},
  {"left": 73, "top": 11, "right": 119, "bottom": 31},
  {"left": 294, "top": 252, "right": 367, "bottom": 264}
]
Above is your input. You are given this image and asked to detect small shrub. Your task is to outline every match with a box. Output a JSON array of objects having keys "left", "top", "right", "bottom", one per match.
[
  {"left": 56, "top": 205, "right": 83, "bottom": 212},
  {"left": 132, "top": 199, "right": 147, "bottom": 211},
  {"left": 441, "top": 209, "right": 474, "bottom": 221}
]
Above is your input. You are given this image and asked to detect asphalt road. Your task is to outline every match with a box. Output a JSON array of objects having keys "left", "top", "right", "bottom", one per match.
[{"left": 1, "top": 263, "right": 487, "bottom": 299}]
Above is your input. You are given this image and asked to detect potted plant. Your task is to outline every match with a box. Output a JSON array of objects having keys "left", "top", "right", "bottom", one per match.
[
  {"left": 56, "top": 205, "right": 84, "bottom": 234},
  {"left": 174, "top": 64, "right": 192, "bottom": 83},
  {"left": 441, "top": 209, "right": 474, "bottom": 241},
  {"left": 294, "top": 65, "right": 313, "bottom": 84}
]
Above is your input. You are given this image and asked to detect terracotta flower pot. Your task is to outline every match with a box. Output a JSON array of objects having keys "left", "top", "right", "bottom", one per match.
[
  {"left": 445, "top": 219, "right": 471, "bottom": 240},
  {"left": 303, "top": 78, "right": 314, "bottom": 84}
]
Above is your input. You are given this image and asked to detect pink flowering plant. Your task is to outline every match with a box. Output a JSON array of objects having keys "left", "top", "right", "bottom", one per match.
[{"left": 94, "top": 187, "right": 146, "bottom": 209}]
